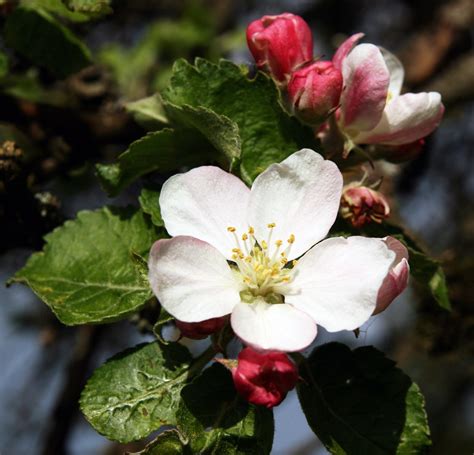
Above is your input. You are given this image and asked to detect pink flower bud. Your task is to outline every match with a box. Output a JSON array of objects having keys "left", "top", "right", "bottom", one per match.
[
  {"left": 232, "top": 347, "right": 299, "bottom": 408},
  {"left": 340, "top": 185, "right": 390, "bottom": 228},
  {"left": 175, "top": 316, "right": 228, "bottom": 340},
  {"left": 374, "top": 237, "right": 410, "bottom": 314},
  {"left": 288, "top": 61, "right": 343, "bottom": 124},
  {"left": 246, "top": 13, "right": 313, "bottom": 83},
  {"left": 378, "top": 138, "right": 425, "bottom": 163}
]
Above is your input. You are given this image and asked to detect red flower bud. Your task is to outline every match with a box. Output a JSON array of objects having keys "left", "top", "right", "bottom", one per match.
[
  {"left": 340, "top": 185, "right": 390, "bottom": 228},
  {"left": 175, "top": 316, "right": 228, "bottom": 340},
  {"left": 378, "top": 138, "right": 425, "bottom": 163},
  {"left": 246, "top": 13, "right": 313, "bottom": 84},
  {"left": 374, "top": 237, "right": 410, "bottom": 314},
  {"left": 288, "top": 61, "right": 343, "bottom": 124},
  {"left": 232, "top": 347, "right": 299, "bottom": 408}
]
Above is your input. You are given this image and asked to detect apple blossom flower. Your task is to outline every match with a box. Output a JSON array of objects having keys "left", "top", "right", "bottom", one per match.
[
  {"left": 148, "top": 149, "right": 399, "bottom": 352},
  {"left": 246, "top": 13, "right": 313, "bottom": 84},
  {"left": 175, "top": 316, "right": 228, "bottom": 340},
  {"left": 374, "top": 237, "right": 410, "bottom": 314},
  {"left": 328, "top": 34, "right": 444, "bottom": 154},
  {"left": 288, "top": 60, "right": 343, "bottom": 124},
  {"left": 231, "top": 347, "right": 299, "bottom": 408},
  {"left": 340, "top": 184, "right": 390, "bottom": 228}
]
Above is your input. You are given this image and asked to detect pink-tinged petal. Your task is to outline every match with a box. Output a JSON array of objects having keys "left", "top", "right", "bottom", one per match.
[
  {"left": 231, "top": 300, "right": 317, "bottom": 352},
  {"left": 286, "top": 236, "right": 395, "bottom": 332},
  {"left": 148, "top": 236, "right": 241, "bottom": 322},
  {"left": 248, "top": 149, "right": 342, "bottom": 261},
  {"left": 159, "top": 166, "right": 250, "bottom": 260},
  {"left": 355, "top": 92, "right": 444, "bottom": 145},
  {"left": 340, "top": 44, "right": 390, "bottom": 131},
  {"left": 381, "top": 48, "right": 404, "bottom": 97},
  {"left": 374, "top": 237, "right": 410, "bottom": 314},
  {"left": 332, "top": 32, "right": 364, "bottom": 70}
]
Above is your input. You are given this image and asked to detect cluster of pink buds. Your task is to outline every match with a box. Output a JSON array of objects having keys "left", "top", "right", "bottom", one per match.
[
  {"left": 247, "top": 13, "right": 342, "bottom": 125},
  {"left": 247, "top": 13, "right": 444, "bottom": 158}
]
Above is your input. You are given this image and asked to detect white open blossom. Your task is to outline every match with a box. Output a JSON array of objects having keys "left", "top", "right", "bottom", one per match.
[{"left": 148, "top": 149, "right": 397, "bottom": 352}]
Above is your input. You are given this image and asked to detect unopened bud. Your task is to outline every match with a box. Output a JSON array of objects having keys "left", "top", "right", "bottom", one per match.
[
  {"left": 175, "top": 316, "right": 228, "bottom": 340},
  {"left": 288, "top": 61, "right": 343, "bottom": 124},
  {"left": 232, "top": 347, "right": 299, "bottom": 408},
  {"left": 374, "top": 237, "right": 409, "bottom": 314},
  {"left": 246, "top": 13, "right": 313, "bottom": 84},
  {"left": 340, "top": 185, "right": 390, "bottom": 228}
]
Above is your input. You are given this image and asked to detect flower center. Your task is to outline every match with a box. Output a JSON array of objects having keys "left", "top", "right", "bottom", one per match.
[{"left": 227, "top": 223, "right": 296, "bottom": 303}]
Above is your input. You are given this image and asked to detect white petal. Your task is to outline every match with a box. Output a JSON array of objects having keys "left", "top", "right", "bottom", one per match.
[
  {"left": 248, "top": 149, "right": 342, "bottom": 260},
  {"left": 286, "top": 236, "right": 395, "bottom": 332},
  {"left": 159, "top": 166, "right": 250, "bottom": 259},
  {"left": 355, "top": 92, "right": 444, "bottom": 145},
  {"left": 231, "top": 300, "right": 317, "bottom": 352},
  {"left": 381, "top": 48, "right": 404, "bottom": 97},
  {"left": 148, "top": 236, "right": 241, "bottom": 322}
]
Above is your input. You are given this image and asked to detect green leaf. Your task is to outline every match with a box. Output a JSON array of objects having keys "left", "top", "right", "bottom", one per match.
[
  {"left": 98, "top": 18, "right": 212, "bottom": 100},
  {"left": 11, "top": 207, "right": 159, "bottom": 325},
  {"left": 405, "top": 248, "right": 451, "bottom": 311},
  {"left": 177, "top": 364, "right": 274, "bottom": 454},
  {"left": 96, "top": 128, "right": 215, "bottom": 196},
  {"left": 162, "top": 58, "right": 318, "bottom": 183},
  {"left": 0, "top": 70, "right": 71, "bottom": 106},
  {"left": 4, "top": 6, "right": 92, "bottom": 78},
  {"left": 62, "top": 0, "right": 112, "bottom": 18},
  {"left": 163, "top": 101, "right": 241, "bottom": 165},
  {"left": 126, "top": 94, "right": 169, "bottom": 131},
  {"left": 139, "top": 186, "right": 164, "bottom": 227},
  {"left": 0, "top": 51, "right": 8, "bottom": 78},
  {"left": 127, "top": 430, "right": 187, "bottom": 455},
  {"left": 297, "top": 343, "right": 431, "bottom": 455},
  {"left": 80, "top": 341, "right": 193, "bottom": 443},
  {"left": 21, "top": 0, "right": 93, "bottom": 22}
]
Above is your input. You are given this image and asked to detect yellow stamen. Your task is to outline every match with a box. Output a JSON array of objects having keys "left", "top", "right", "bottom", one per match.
[
  {"left": 242, "top": 233, "right": 248, "bottom": 241},
  {"left": 275, "top": 240, "right": 283, "bottom": 247},
  {"left": 248, "top": 226, "right": 255, "bottom": 235},
  {"left": 227, "top": 226, "right": 236, "bottom": 232},
  {"left": 261, "top": 240, "right": 268, "bottom": 250},
  {"left": 288, "top": 234, "right": 295, "bottom": 244},
  {"left": 267, "top": 222, "right": 276, "bottom": 228}
]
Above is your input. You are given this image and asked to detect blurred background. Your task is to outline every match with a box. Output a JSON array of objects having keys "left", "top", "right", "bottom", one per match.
[{"left": 0, "top": 0, "right": 473, "bottom": 454}]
